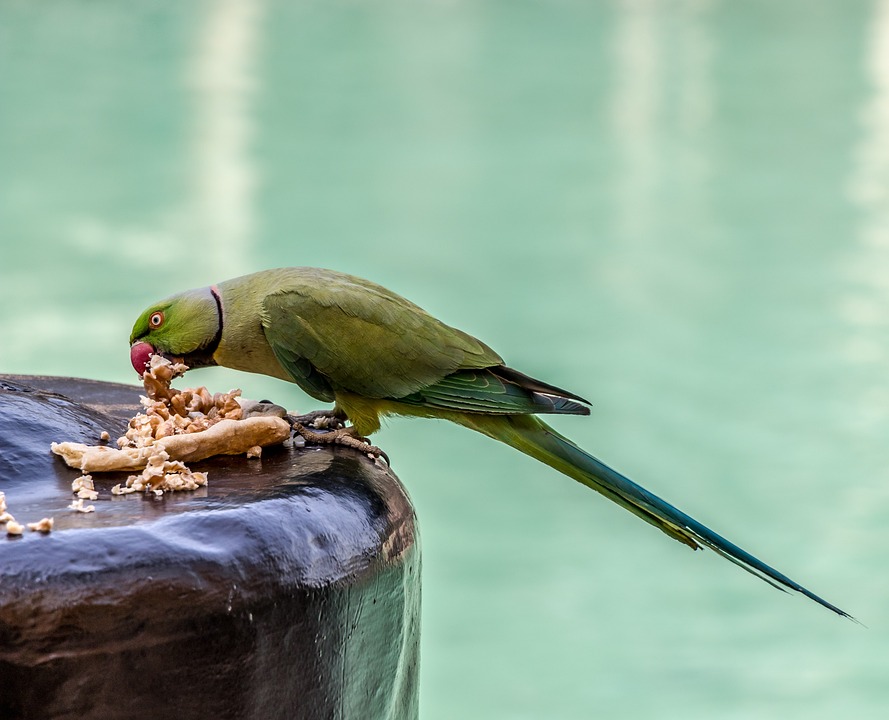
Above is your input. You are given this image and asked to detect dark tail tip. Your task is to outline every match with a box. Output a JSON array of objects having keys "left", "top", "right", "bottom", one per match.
[
  {"left": 530, "top": 392, "right": 591, "bottom": 415},
  {"left": 494, "top": 365, "right": 592, "bottom": 412}
]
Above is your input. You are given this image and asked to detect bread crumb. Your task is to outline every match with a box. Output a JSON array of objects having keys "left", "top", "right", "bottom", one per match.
[
  {"left": 27, "top": 517, "right": 54, "bottom": 533},
  {"left": 72, "top": 474, "right": 94, "bottom": 494},
  {"left": 100, "top": 431, "right": 111, "bottom": 442},
  {"left": 1, "top": 493, "right": 18, "bottom": 528},
  {"left": 71, "top": 474, "right": 98, "bottom": 501},
  {"left": 247, "top": 445, "right": 262, "bottom": 459},
  {"left": 68, "top": 498, "right": 95, "bottom": 513},
  {"left": 1, "top": 494, "right": 60, "bottom": 534}
]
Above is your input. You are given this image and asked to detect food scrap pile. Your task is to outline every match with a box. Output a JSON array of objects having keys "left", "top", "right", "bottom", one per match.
[
  {"left": 108, "top": 355, "right": 238, "bottom": 495},
  {"left": 51, "top": 355, "right": 291, "bottom": 504}
]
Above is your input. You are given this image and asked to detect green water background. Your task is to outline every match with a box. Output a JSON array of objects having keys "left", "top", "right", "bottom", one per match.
[{"left": 1, "top": 1, "right": 886, "bottom": 717}]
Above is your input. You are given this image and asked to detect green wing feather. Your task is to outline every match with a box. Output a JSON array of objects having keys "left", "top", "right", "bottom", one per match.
[
  {"left": 400, "top": 368, "right": 591, "bottom": 416},
  {"left": 259, "top": 268, "right": 503, "bottom": 400}
]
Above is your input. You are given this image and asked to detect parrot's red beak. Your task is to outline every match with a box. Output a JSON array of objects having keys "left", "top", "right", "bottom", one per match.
[{"left": 130, "top": 341, "right": 155, "bottom": 376}]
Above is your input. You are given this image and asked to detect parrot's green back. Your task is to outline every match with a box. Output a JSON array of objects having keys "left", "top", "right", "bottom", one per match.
[{"left": 129, "top": 267, "right": 852, "bottom": 619}]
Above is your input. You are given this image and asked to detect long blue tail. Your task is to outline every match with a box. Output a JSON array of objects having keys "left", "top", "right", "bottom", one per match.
[{"left": 458, "top": 413, "right": 853, "bottom": 620}]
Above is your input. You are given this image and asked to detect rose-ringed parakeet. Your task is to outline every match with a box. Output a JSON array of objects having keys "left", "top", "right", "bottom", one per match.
[{"left": 129, "top": 267, "right": 851, "bottom": 618}]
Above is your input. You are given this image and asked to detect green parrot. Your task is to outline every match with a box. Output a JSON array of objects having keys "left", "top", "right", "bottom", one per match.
[{"left": 130, "top": 267, "right": 851, "bottom": 619}]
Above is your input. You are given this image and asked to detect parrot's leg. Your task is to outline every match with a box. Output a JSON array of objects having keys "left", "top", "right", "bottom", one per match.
[{"left": 291, "top": 421, "right": 390, "bottom": 465}]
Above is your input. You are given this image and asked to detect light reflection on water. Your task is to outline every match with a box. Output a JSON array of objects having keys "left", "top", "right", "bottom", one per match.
[{"left": 1, "top": 2, "right": 887, "bottom": 718}]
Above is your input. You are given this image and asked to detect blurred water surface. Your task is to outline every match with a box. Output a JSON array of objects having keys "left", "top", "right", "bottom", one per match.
[{"left": 1, "top": 1, "right": 887, "bottom": 718}]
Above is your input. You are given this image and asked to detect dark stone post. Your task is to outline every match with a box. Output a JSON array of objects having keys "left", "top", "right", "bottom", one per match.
[{"left": 0, "top": 376, "right": 420, "bottom": 720}]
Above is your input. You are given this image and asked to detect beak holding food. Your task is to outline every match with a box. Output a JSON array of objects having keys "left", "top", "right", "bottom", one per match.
[{"left": 130, "top": 341, "right": 156, "bottom": 376}]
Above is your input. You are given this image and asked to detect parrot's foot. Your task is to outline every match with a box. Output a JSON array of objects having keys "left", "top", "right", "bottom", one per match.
[{"left": 291, "top": 421, "right": 390, "bottom": 465}]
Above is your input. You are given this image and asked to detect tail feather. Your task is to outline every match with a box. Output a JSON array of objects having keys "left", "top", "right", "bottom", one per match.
[{"left": 459, "top": 413, "right": 853, "bottom": 620}]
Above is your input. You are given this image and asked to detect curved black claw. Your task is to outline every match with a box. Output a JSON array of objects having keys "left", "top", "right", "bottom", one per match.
[{"left": 291, "top": 421, "right": 390, "bottom": 466}]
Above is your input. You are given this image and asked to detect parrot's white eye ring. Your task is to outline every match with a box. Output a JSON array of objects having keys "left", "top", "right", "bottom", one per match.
[{"left": 149, "top": 311, "right": 165, "bottom": 329}]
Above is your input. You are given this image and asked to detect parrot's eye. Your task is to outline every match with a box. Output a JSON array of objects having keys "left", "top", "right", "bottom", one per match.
[{"left": 149, "top": 312, "right": 165, "bottom": 329}]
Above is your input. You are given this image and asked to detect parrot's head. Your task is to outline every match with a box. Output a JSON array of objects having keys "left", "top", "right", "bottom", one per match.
[{"left": 129, "top": 286, "right": 222, "bottom": 375}]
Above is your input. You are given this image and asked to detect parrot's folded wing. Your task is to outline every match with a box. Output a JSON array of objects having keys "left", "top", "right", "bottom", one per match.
[{"left": 260, "top": 283, "right": 502, "bottom": 399}]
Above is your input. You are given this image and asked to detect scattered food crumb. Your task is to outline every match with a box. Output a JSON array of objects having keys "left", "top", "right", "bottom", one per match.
[
  {"left": 247, "top": 445, "right": 262, "bottom": 459},
  {"left": 68, "top": 499, "right": 95, "bottom": 513},
  {"left": 27, "top": 517, "right": 54, "bottom": 533},
  {"left": 72, "top": 474, "right": 99, "bottom": 501},
  {"left": 123, "top": 448, "right": 208, "bottom": 495},
  {"left": 1, "top": 493, "right": 17, "bottom": 529},
  {"left": 100, "top": 431, "right": 111, "bottom": 442},
  {"left": 2, "top": 494, "right": 56, "bottom": 535},
  {"left": 72, "top": 474, "right": 94, "bottom": 493}
]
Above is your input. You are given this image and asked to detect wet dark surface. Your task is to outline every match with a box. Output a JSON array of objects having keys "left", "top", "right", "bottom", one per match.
[{"left": 0, "top": 376, "right": 420, "bottom": 720}]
